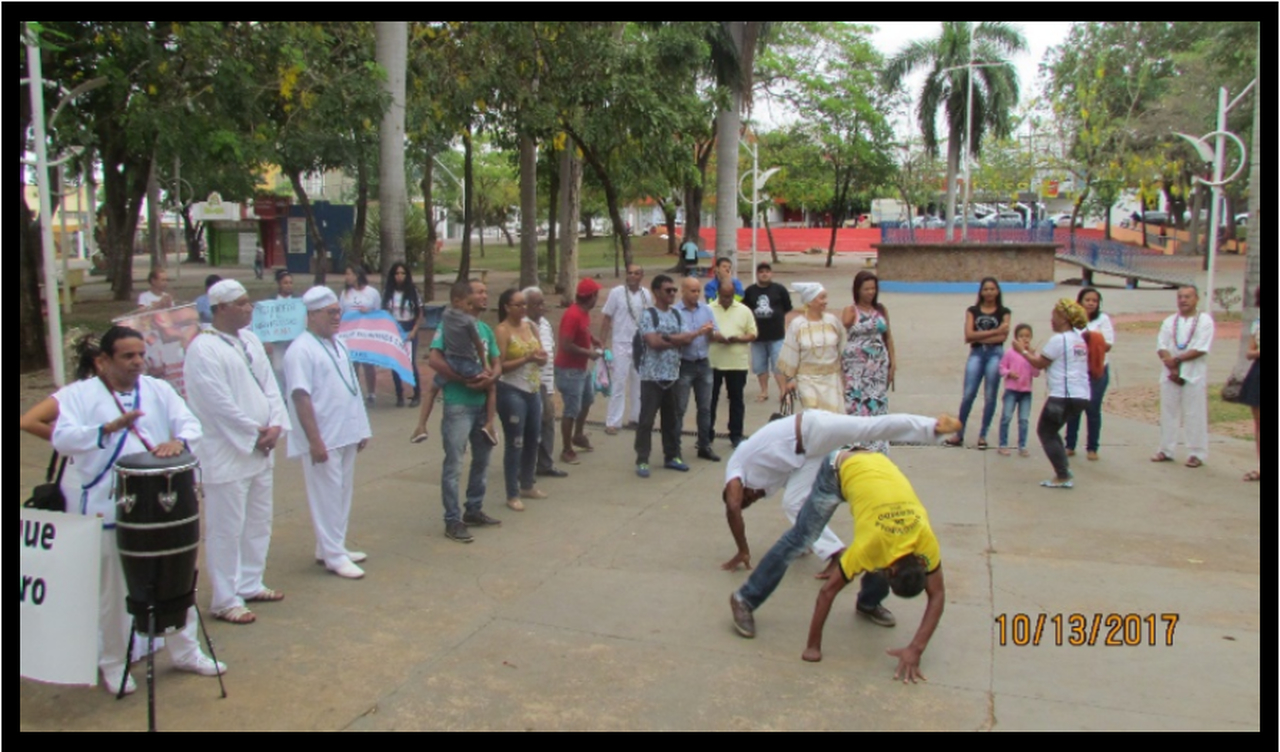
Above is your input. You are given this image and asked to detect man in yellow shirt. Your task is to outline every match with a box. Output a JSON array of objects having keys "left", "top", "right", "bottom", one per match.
[
  {"left": 800, "top": 449, "right": 945, "bottom": 684},
  {"left": 709, "top": 281, "right": 758, "bottom": 448}
]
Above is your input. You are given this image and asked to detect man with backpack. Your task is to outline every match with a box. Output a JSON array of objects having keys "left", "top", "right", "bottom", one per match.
[{"left": 634, "top": 275, "right": 714, "bottom": 478}]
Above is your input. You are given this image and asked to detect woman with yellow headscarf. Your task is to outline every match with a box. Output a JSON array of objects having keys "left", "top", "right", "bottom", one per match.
[
  {"left": 1010, "top": 300, "right": 1092, "bottom": 489},
  {"left": 777, "top": 283, "right": 847, "bottom": 414}
]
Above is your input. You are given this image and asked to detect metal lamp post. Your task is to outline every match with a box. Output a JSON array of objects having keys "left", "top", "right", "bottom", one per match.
[{"left": 739, "top": 137, "right": 780, "bottom": 277}]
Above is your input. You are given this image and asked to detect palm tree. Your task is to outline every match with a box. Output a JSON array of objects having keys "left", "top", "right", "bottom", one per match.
[
  {"left": 882, "top": 22, "right": 1027, "bottom": 240},
  {"left": 709, "top": 22, "right": 773, "bottom": 264},
  {"left": 376, "top": 22, "right": 408, "bottom": 273}
]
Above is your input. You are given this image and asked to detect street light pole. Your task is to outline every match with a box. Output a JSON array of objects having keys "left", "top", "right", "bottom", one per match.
[{"left": 27, "top": 29, "right": 66, "bottom": 387}]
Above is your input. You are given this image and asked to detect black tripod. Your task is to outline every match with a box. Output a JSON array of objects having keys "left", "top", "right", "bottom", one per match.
[{"left": 116, "top": 573, "right": 227, "bottom": 732}]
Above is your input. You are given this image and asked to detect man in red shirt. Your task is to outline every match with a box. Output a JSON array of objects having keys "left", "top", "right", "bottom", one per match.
[{"left": 556, "top": 279, "right": 604, "bottom": 465}]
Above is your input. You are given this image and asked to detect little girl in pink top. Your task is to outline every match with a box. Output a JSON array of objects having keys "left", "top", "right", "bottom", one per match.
[{"left": 998, "top": 324, "right": 1042, "bottom": 456}]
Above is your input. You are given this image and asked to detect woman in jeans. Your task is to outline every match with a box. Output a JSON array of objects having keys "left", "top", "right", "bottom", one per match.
[
  {"left": 1012, "top": 300, "right": 1092, "bottom": 489},
  {"left": 946, "top": 278, "right": 1011, "bottom": 449},
  {"left": 383, "top": 262, "right": 423, "bottom": 409},
  {"left": 1065, "top": 287, "right": 1115, "bottom": 461},
  {"left": 494, "top": 288, "right": 549, "bottom": 512}
]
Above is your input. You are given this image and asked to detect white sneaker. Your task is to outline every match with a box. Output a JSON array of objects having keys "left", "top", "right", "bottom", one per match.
[
  {"left": 102, "top": 671, "right": 137, "bottom": 696},
  {"left": 347, "top": 551, "right": 368, "bottom": 564},
  {"left": 172, "top": 654, "right": 227, "bottom": 677},
  {"left": 329, "top": 561, "right": 365, "bottom": 580}
]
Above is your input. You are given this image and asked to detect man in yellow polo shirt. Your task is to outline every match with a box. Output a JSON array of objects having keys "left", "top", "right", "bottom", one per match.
[
  {"left": 801, "top": 449, "right": 945, "bottom": 684},
  {"left": 709, "top": 280, "right": 758, "bottom": 448}
]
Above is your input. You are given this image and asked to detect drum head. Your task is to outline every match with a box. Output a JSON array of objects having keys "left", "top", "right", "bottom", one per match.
[{"left": 116, "top": 451, "right": 199, "bottom": 475}]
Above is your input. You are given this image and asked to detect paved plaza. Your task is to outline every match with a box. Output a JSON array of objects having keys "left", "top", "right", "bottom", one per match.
[{"left": 17, "top": 260, "right": 1261, "bottom": 731}]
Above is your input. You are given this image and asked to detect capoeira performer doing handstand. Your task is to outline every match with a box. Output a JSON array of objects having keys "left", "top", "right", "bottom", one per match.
[{"left": 184, "top": 280, "right": 292, "bottom": 625}]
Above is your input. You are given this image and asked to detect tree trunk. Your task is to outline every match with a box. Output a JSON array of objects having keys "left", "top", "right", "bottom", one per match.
[
  {"left": 502, "top": 224, "right": 516, "bottom": 248},
  {"left": 19, "top": 177, "right": 49, "bottom": 373},
  {"left": 83, "top": 147, "right": 99, "bottom": 266},
  {"left": 715, "top": 94, "right": 742, "bottom": 266},
  {"left": 686, "top": 139, "right": 712, "bottom": 248},
  {"left": 102, "top": 144, "right": 151, "bottom": 301},
  {"left": 582, "top": 214, "right": 597, "bottom": 240},
  {"left": 558, "top": 147, "right": 581, "bottom": 299},
  {"left": 519, "top": 134, "right": 539, "bottom": 289},
  {"left": 572, "top": 136, "right": 633, "bottom": 269},
  {"left": 353, "top": 155, "right": 369, "bottom": 266},
  {"left": 288, "top": 169, "right": 331, "bottom": 286},
  {"left": 147, "top": 152, "right": 163, "bottom": 271},
  {"left": 376, "top": 21, "right": 408, "bottom": 276},
  {"left": 546, "top": 159, "right": 559, "bottom": 285},
  {"left": 420, "top": 157, "right": 436, "bottom": 302},
  {"left": 458, "top": 126, "right": 474, "bottom": 283},
  {"left": 1239, "top": 38, "right": 1260, "bottom": 364},
  {"left": 944, "top": 137, "right": 961, "bottom": 242},
  {"left": 181, "top": 206, "right": 202, "bottom": 262},
  {"left": 664, "top": 202, "right": 679, "bottom": 257},
  {"left": 763, "top": 209, "right": 778, "bottom": 265}
]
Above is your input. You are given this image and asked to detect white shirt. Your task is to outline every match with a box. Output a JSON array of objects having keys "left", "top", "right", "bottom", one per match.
[
  {"left": 602, "top": 286, "right": 654, "bottom": 345},
  {"left": 184, "top": 329, "right": 292, "bottom": 484},
  {"left": 1042, "top": 330, "right": 1092, "bottom": 400},
  {"left": 1157, "top": 313, "right": 1215, "bottom": 385},
  {"left": 1086, "top": 313, "right": 1116, "bottom": 368},
  {"left": 283, "top": 333, "right": 373, "bottom": 458},
  {"left": 535, "top": 317, "right": 556, "bottom": 391},
  {"left": 138, "top": 290, "right": 167, "bottom": 309},
  {"left": 51, "top": 376, "right": 202, "bottom": 525},
  {"left": 341, "top": 287, "right": 382, "bottom": 316}
]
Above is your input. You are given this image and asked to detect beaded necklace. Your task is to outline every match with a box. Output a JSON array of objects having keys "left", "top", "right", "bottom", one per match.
[
  {"left": 310, "top": 332, "right": 359, "bottom": 396},
  {"left": 1174, "top": 314, "right": 1200, "bottom": 352}
]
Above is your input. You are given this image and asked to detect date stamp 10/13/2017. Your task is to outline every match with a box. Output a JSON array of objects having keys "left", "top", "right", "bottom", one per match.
[{"left": 994, "top": 613, "right": 1181, "bottom": 648}]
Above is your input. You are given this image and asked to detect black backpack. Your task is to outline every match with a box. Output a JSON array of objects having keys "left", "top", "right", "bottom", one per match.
[{"left": 632, "top": 308, "right": 682, "bottom": 369}]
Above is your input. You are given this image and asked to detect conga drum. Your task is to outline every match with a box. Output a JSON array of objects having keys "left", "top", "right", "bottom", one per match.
[{"left": 114, "top": 452, "right": 201, "bottom": 633}]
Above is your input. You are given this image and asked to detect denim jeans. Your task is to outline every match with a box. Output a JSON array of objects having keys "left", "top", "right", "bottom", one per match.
[
  {"left": 497, "top": 382, "right": 542, "bottom": 500},
  {"left": 958, "top": 344, "right": 1004, "bottom": 440},
  {"left": 737, "top": 451, "right": 887, "bottom": 613},
  {"left": 999, "top": 390, "right": 1033, "bottom": 450},
  {"left": 676, "top": 358, "right": 714, "bottom": 450},
  {"left": 1066, "top": 366, "right": 1110, "bottom": 454},
  {"left": 536, "top": 385, "right": 558, "bottom": 473},
  {"left": 440, "top": 403, "right": 494, "bottom": 524},
  {"left": 1039, "top": 398, "right": 1089, "bottom": 480},
  {"left": 711, "top": 370, "right": 748, "bottom": 443},
  {"left": 636, "top": 380, "right": 681, "bottom": 465}
]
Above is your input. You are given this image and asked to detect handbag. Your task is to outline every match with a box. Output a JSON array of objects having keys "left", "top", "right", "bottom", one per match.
[
  {"left": 769, "top": 390, "right": 796, "bottom": 423},
  {"left": 1221, "top": 364, "right": 1248, "bottom": 404},
  {"left": 24, "top": 451, "right": 68, "bottom": 513}
]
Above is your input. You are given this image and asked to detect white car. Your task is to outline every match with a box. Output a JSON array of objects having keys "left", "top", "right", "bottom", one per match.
[{"left": 1051, "top": 213, "right": 1083, "bottom": 228}]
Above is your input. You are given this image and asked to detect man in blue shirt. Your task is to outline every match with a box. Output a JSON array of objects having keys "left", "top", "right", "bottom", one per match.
[
  {"left": 704, "top": 258, "right": 745, "bottom": 303},
  {"left": 635, "top": 275, "right": 713, "bottom": 478},
  {"left": 676, "top": 276, "right": 722, "bottom": 462}
]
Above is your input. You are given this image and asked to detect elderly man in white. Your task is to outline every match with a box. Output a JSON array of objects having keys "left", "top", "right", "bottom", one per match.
[
  {"left": 184, "top": 280, "right": 292, "bottom": 625},
  {"left": 1154, "top": 285, "right": 1216, "bottom": 468},
  {"left": 285, "top": 287, "right": 373, "bottom": 580},
  {"left": 52, "top": 326, "right": 225, "bottom": 696},
  {"left": 599, "top": 265, "right": 654, "bottom": 435}
]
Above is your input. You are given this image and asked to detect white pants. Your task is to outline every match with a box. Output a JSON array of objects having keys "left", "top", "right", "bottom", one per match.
[
  {"left": 98, "top": 532, "right": 201, "bottom": 680},
  {"left": 204, "top": 468, "right": 275, "bottom": 614},
  {"left": 301, "top": 444, "right": 358, "bottom": 569},
  {"left": 606, "top": 346, "right": 642, "bottom": 429},
  {"left": 781, "top": 413, "right": 942, "bottom": 560},
  {"left": 1160, "top": 379, "right": 1209, "bottom": 461}
]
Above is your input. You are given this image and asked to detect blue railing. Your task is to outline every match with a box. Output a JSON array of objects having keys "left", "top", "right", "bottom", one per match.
[
  {"left": 879, "top": 222, "right": 1058, "bottom": 245},
  {"left": 1056, "top": 239, "right": 1197, "bottom": 287}
]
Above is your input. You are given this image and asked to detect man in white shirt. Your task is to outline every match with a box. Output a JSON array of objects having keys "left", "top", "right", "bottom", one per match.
[
  {"left": 285, "top": 287, "right": 373, "bottom": 579},
  {"left": 184, "top": 281, "right": 292, "bottom": 625},
  {"left": 599, "top": 265, "right": 654, "bottom": 435},
  {"left": 52, "top": 326, "right": 225, "bottom": 696},
  {"left": 1154, "top": 286, "right": 1215, "bottom": 468},
  {"left": 137, "top": 268, "right": 174, "bottom": 310},
  {"left": 526, "top": 288, "right": 568, "bottom": 479}
]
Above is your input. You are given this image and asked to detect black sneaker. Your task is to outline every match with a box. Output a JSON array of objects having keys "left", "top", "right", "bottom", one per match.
[
  {"left": 697, "top": 447, "right": 722, "bottom": 463},
  {"left": 462, "top": 511, "right": 502, "bottom": 528},
  {"left": 445, "top": 521, "right": 473, "bottom": 544},
  {"left": 536, "top": 467, "right": 569, "bottom": 479}
]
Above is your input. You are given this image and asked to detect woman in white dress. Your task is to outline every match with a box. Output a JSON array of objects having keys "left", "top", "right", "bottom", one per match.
[
  {"left": 778, "top": 283, "right": 847, "bottom": 414},
  {"left": 340, "top": 264, "right": 382, "bottom": 406}
]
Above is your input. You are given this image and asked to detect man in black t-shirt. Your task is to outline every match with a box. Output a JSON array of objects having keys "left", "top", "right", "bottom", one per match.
[{"left": 742, "top": 263, "right": 794, "bottom": 404}]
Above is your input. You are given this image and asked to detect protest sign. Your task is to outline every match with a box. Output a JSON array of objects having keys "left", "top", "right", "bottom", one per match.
[
  {"left": 251, "top": 299, "right": 307, "bottom": 344},
  {"left": 20, "top": 510, "right": 102, "bottom": 686},
  {"left": 114, "top": 304, "right": 202, "bottom": 397},
  {"left": 337, "top": 311, "right": 417, "bottom": 387}
]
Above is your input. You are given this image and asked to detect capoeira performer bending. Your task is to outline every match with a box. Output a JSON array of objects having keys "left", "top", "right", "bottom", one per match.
[
  {"left": 184, "top": 281, "right": 292, "bottom": 625},
  {"left": 285, "top": 287, "right": 373, "bottom": 580}
]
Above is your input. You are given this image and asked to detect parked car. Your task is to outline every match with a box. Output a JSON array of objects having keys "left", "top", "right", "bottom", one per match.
[
  {"left": 986, "top": 212, "right": 1027, "bottom": 229},
  {"left": 1051, "top": 213, "right": 1083, "bottom": 228}
]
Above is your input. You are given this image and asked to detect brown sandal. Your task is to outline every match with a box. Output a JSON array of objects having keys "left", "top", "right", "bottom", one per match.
[
  {"left": 1185, "top": 457, "right": 1203, "bottom": 469},
  {"left": 1151, "top": 453, "right": 1174, "bottom": 463},
  {"left": 1244, "top": 471, "right": 1261, "bottom": 482}
]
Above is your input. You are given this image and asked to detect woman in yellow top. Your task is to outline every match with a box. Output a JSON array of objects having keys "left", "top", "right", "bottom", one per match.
[
  {"left": 495, "top": 289, "right": 550, "bottom": 512},
  {"left": 778, "top": 283, "right": 847, "bottom": 414}
]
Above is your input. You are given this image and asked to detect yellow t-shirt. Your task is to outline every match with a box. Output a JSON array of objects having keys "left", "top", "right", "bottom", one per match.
[{"left": 837, "top": 453, "right": 942, "bottom": 580}]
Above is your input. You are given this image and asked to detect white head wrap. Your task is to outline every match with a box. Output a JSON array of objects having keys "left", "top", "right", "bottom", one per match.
[
  {"left": 208, "top": 280, "right": 249, "bottom": 307},
  {"left": 303, "top": 286, "right": 340, "bottom": 312},
  {"left": 791, "top": 283, "right": 825, "bottom": 307}
]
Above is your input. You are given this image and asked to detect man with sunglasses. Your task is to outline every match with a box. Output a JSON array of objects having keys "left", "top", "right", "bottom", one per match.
[{"left": 635, "top": 275, "right": 714, "bottom": 478}]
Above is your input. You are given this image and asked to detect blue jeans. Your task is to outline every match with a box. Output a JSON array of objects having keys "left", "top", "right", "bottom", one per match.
[
  {"left": 1066, "top": 366, "right": 1110, "bottom": 454},
  {"left": 440, "top": 404, "right": 494, "bottom": 524},
  {"left": 676, "top": 358, "right": 714, "bottom": 450},
  {"left": 958, "top": 345, "right": 1003, "bottom": 440},
  {"left": 737, "top": 452, "right": 885, "bottom": 613},
  {"left": 497, "top": 382, "right": 542, "bottom": 501},
  {"left": 999, "top": 390, "right": 1033, "bottom": 450}
]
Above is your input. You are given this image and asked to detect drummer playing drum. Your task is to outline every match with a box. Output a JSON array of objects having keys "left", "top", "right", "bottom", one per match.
[{"left": 51, "top": 326, "right": 227, "bottom": 697}]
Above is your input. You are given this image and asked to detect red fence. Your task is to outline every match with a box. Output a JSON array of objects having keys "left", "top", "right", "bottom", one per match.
[{"left": 689, "top": 227, "right": 1109, "bottom": 254}]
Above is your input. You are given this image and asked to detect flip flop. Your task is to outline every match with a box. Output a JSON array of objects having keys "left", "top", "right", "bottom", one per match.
[
  {"left": 1185, "top": 457, "right": 1203, "bottom": 469},
  {"left": 1244, "top": 471, "right": 1261, "bottom": 482},
  {"left": 245, "top": 588, "right": 285, "bottom": 603},
  {"left": 214, "top": 606, "right": 257, "bottom": 625},
  {"left": 1151, "top": 453, "right": 1174, "bottom": 463}
]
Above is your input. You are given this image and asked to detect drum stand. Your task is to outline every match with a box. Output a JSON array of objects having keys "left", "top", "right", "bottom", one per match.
[{"left": 116, "top": 573, "right": 227, "bottom": 733}]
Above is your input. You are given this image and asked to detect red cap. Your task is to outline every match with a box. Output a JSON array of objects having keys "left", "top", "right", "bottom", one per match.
[{"left": 576, "top": 278, "right": 602, "bottom": 297}]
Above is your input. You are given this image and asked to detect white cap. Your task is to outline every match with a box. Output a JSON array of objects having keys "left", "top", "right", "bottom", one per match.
[
  {"left": 208, "top": 280, "right": 249, "bottom": 307},
  {"left": 791, "top": 282, "right": 825, "bottom": 306},
  {"left": 303, "top": 286, "right": 340, "bottom": 312}
]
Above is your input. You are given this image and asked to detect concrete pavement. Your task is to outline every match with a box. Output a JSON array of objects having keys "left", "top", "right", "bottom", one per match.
[{"left": 17, "top": 262, "right": 1260, "bottom": 731}]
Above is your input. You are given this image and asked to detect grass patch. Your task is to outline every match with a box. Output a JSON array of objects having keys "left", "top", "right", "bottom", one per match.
[
  {"left": 1208, "top": 385, "right": 1254, "bottom": 425},
  {"left": 431, "top": 235, "right": 683, "bottom": 277}
]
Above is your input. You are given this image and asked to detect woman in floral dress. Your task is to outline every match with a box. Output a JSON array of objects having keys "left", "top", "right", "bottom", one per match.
[{"left": 841, "top": 271, "right": 895, "bottom": 452}]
